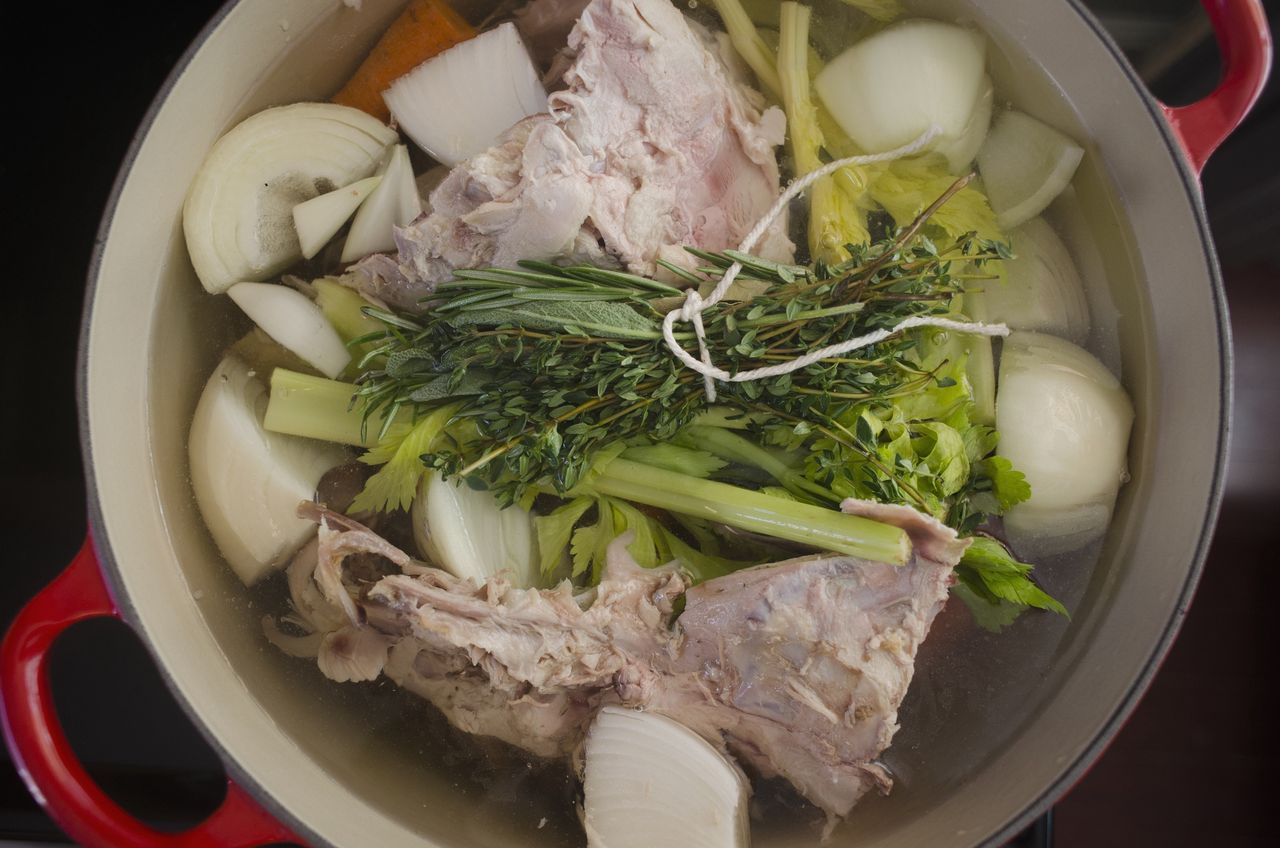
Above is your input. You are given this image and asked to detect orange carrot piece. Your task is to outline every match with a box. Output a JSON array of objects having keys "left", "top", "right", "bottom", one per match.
[{"left": 333, "top": 0, "right": 476, "bottom": 122}]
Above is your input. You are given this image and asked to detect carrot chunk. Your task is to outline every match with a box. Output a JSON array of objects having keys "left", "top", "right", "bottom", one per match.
[{"left": 333, "top": 0, "right": 476, "bottom": 122}]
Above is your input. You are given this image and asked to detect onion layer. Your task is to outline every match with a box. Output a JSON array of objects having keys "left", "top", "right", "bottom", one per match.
[
  {"left": 996, "top": 331, "right": 1134, "bottom": 557},
  {"left": 227, "top": 283, "right": 351, "bottom": 379},
  {"left": 341, "top": 144, "right": 422, "bottom": 263},
  {"left": 975, "top": 217, "right": 1090, "bottom": 344},
  {"left": 414, "top": 471, "right": 539, "bottom": 587},
  {"left": 383, "top": 22, "right": 547, "bottom": 167},
  {"left": 189, "top": 355, "right": 348, "bottom": 584},
  {"left": 815, "top": 20, "right": 988, "bottom": 160},
  {"left": 977, "top": 109, "right": 1084, "bottom": 229},
  {"left": 582, "top": 707, "right": 749, "bottom": 848},
  {"left": 292, "top": 175, "right": 382, "bottom": 260},
  {"left": 183, "top": 103, "right": 396, "bottom": 293}
]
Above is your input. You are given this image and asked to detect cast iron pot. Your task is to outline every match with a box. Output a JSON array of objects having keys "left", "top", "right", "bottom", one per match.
[{"left": 1, "top": 0, "right": 1271, "bottom": 845}]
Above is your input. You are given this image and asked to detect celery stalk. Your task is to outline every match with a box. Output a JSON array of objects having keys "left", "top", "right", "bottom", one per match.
[
  {"left": 962, "top": 291, "right": 997, "bottom": 425},
  {"left": 713, "top": 0, "right": 782, "bottom": 99},
  {"left": 683, "top": 425, "right": 838, "bottom": 504},
  {"left": 313, "top": 278, "right": 385, "bottom": 377},
  {"left": 314, "top": 278, "right": 383, "bottom": 344},
  {"left": 263, "top": 368, "right": 401, "bottom": 448},
  {"left": 590, "top": 458, "right": 910, "bottom": 565},
  {"left": 778, "top": 2, "right": 870, "bottom": 260},
  {"left": 691, "top": 407, "right": 767, "bottom": 431}
]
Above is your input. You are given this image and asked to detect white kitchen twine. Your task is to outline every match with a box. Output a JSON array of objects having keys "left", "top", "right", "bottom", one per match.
[{"left": 661, "top": 125, "right": 1010, "bottom": 402}]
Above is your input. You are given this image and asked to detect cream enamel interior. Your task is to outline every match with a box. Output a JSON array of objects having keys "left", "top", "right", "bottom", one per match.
[{"left": 82, "top": 1, "right": 1226, "bottom": 846}]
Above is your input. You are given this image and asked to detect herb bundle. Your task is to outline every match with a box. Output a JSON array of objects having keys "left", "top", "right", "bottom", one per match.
[{"left": 353, "top": 230, "right": 1004, "bottom": 502}]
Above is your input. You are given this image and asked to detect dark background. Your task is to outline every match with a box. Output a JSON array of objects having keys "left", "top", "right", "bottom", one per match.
[{"left": 0, "top": 1, "right": 1275, "bottom": 845}]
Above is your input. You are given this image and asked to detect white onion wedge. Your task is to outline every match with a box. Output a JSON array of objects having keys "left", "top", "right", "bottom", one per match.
[
  {"left": 977, "top": 109, "right": 1084, "bottom": 229},
  {"left": 975, "top": 217, "right": 1090, "bottom": 344},
  {"left": 417, "top": 470, "right": 538, "bottom": 587},
  {"left": 997, "top": 332, "right": 1134, "bottom": 557},
  {"left": 227, "top": 283, "right": 351, "bottom": 379},
  {"left": 189, "top": 355, "right": 348, "bottom": 585},
  {"left": 383, "top": 22, "right": 547, "bottom": 167},
  {"left": 341, "top": 145, "right": 422, "bottom": 263},
  {"left": 815, "top": 20, "right": 987, "bottom": 158},
  {"left": 183, "top": 103, "right": 396, "bottom": 293},
  {"left": 935, "top": 75, "right": 993, "bottom": 173},
  {"left": 582, "top": 707, "right": 749, "bottom": 848},
  {"left": 292, "top": 175, "right": 382, "bottom": 260}
]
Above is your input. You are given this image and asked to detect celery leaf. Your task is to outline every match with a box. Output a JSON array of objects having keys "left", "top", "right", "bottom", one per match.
[
  {"left": 350, "top": 403, "right": 458, "bottom": 513},
  {"left": 951, "top": 582, "right": 1026, "bottom": 632},
  {"left": 660, "top": 528, "right": 749, "bottom": 583},
  {"left": 980, "top": 456, "right": 1033, "bottom": 510},
  {"left": 533, "top": 496, "right": 594, "bottom": 577},
  {"left": 956, "top": 536, "right": 1067, "bottom": 617},
  {"left": 868, "top": 154, "right": 1003, "bottom": 241}
]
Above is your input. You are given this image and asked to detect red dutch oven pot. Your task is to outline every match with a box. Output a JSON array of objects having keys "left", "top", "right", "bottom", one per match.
[{"left": 1, "top": 1, "right": 1271, "bottom": 846}]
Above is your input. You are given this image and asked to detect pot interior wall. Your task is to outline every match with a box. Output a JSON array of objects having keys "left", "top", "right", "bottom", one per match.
[{"left": 82, "top": 0, "right": 1224, "bottom": 846}]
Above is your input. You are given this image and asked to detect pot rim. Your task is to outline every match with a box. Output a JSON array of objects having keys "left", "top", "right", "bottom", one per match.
[{"left": 73, "top": 1, "right": 1233, "bottom": 845}]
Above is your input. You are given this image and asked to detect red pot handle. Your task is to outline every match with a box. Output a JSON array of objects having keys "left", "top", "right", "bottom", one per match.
[
  {"left": 1161, "top": 0, "right": 1273, "bottom": 173},
  {"left": 0, "top": 535, "right": 303, "bottom": 848}
]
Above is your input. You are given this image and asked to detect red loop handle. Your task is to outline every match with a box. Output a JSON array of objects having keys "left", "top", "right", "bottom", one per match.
[
  {"left": 1161, "top": 0, "right": 1273, "bottom": 173},
  {"left": 0, "top": 536, "right": 302, "bottom": 848}
]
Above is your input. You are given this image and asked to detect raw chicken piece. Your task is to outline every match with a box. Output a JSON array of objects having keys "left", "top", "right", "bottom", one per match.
[
  {"left": 645, "top": 502, "right": 965, "bottom": 818},
  {"left": 551, "top": 0, "right": 790, "bottom": 274},
  {"left": 363, "top": 545, "right": 685, "bottom": 757},
  {"left": 283, "top": 501, "right": 964, "bottom": 823},
  {"left": 379, "top": 0, "right": 790, "bottom": 309},
  {"left": 398, "top": 116, "right": 599, "bottom": 288}
]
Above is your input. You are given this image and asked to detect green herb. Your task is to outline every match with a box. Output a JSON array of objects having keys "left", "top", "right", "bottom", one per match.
[
  {"left": 353, "top": 213, "right": 1004, "bottom": 509},
  {"left": 533, "top": 496, "right": 594, "bottom": 577},
  {"left": 955, "top": 535, "right": 1069, "bottom": 630},
  {"left": 951, "top": 582, "right": 1025, "bottom": 632},
  {"left": 350, "top": 402, "right": 461, "bottom": 513}
]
